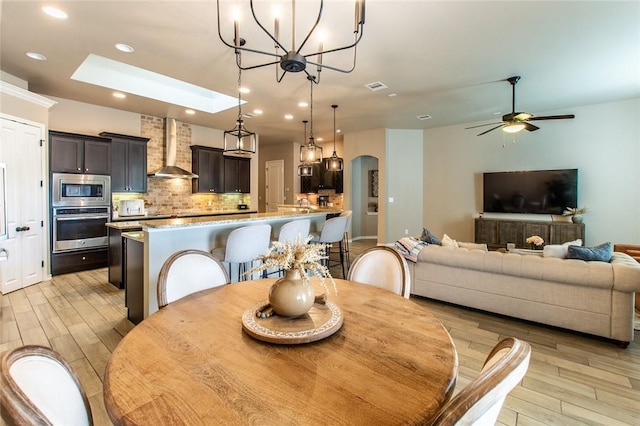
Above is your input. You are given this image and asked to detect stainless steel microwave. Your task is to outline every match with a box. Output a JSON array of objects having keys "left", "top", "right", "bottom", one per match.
[{"left": 52, "top": 173, "right": 111, "bottom": 207}]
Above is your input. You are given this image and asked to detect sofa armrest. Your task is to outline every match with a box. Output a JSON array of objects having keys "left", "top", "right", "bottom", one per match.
[{"left": 611, "top": 252, "right": 640, "bottom": 292}]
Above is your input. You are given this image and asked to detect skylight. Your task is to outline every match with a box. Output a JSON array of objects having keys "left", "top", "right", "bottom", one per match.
[{"left": 71, "top": 54, "right": 240, "bottom": 114}]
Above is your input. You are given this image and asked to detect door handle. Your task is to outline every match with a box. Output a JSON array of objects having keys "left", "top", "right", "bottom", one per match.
[{"left": 15, "top": 226, "right": 30, "bottom": 232}]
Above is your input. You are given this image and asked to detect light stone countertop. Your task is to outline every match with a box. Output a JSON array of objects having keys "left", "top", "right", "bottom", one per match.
[{"left": 141, "top": 209, "right": 341, "bottom": 229}]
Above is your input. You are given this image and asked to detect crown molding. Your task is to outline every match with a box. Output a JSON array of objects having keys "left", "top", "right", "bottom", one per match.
[{"left": 0, "top": 81, "right": 57, "bottom": 109}]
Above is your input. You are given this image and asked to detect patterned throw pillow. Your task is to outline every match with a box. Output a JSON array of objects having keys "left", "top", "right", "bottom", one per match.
[
  {"left": 567, "top": 242, "right": 613, "bottom": 262},
  {"left": 420, "top": 228, "right": 441, "bottom": 245}
]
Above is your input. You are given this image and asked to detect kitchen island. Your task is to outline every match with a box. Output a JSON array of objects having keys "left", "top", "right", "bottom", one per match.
[{"left": 110, "top": 209, "right": 340, "bottom": 319}]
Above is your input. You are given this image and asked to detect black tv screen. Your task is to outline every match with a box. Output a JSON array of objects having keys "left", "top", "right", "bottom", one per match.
[{"left": 483, "top": 169, "right": 578, "bottom": 214}]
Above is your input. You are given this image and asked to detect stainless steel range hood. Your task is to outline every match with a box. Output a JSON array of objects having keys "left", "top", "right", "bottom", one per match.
[{"left": 148, "top": 118, "right": 198, "bottom": 179}]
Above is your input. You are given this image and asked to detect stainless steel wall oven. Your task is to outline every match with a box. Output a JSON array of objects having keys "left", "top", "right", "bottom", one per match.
[{"left": 52, "top": 207, "right": 110, "bottom": 253}]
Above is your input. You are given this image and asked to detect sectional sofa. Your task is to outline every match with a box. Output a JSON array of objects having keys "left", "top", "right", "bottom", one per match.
[{"left": 408, "top": 244, "right": 640, "bottom": 347}]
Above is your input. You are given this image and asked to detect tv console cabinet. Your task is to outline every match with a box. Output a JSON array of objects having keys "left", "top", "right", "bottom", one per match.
[{"left": 475, "top": 218, "right": 585, "bottom": 250}]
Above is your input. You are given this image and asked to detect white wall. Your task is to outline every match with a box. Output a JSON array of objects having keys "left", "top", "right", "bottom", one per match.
[{"left": 422, "top": 98, "right": 640, "bottom": 246}]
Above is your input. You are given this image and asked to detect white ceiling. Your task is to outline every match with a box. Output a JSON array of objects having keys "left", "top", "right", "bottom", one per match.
[{"left": 2, "top": 1, "right": 639, "bottom": 145}]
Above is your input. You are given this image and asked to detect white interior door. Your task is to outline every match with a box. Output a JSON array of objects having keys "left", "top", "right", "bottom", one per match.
[
  {"left": 265, "top": 160, "right": 285, "bottom": 212},
  {"left": 0, "top": 116, "right": 45, "bottom": 294}
]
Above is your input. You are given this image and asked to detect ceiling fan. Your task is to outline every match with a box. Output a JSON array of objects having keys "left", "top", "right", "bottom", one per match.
[{"left": 467, "top": 76, "right": 575, "bottom": 136}]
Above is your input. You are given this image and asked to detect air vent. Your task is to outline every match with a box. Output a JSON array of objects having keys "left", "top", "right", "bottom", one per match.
[
  {"left": 242, "top": 112, "right": 255, "bottom": 119},
  {"left": 365, "top": 81, "right": 388, "bottom": 91},
  {"left": 416, "top": 114, "right": 432, "bottom": 121}
]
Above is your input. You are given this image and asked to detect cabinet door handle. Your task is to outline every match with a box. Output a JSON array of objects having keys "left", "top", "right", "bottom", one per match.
[{"left": 77, "top": 167, "right": 81, "bottom": 171}]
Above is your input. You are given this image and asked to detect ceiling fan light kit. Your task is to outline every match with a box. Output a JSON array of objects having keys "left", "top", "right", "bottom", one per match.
[
  {"left": 216, "top": 0, "right": 366, "bottom": 83},
  {"left": 467, "top": 75, "right": 575, "bottom": 137}
]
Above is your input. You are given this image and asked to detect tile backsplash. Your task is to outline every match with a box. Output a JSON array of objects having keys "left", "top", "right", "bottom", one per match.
[{"left": 112, "top": 115, "right": 249, "bottom": 215}]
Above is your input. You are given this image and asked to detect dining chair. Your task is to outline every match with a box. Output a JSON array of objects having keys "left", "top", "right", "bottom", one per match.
[
  {"left": 346, "top": 246, "right": 411, "bottom": 298},
  {"left": 0, "top": 345, "right": 93, "bottom": 426},
  {"left": 157, "top": 249, "right": 230, "bottom": 308},
  {"left": 211, "top": 224, "right": 272, "bottom": 282},
  {"left": 429, "top": 337, "right": 531, "bottom": 426},
  {"left": 310, "top": 216, "right": 349, "bottom": 278}
]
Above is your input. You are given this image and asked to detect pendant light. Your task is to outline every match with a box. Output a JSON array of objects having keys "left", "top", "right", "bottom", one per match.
[
  {"left": 297, "top": 120, "right": 314, "bottom": 176},
  {"left": 325, "top": 104, "right": 344, "bottom": 171},
  {"left": 224, "top": 51, "right": 256, "bottom": 155},
  {"left": 299, "top": 75, "right": 322, "bottom": 164}
]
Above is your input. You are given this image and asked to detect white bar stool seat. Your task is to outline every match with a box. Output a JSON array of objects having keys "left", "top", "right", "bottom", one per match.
[
  {"left": 211, "top": 224, "right": 272, "bottom": 282},
  {"left": 310, "top": 216, "right": 349, "bottom": 278}
]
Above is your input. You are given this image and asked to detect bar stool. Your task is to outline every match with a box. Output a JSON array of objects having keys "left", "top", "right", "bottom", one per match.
[
  {"left": 211, "top": 224, "right": 271, "bottom": 282},
  {"left": 269, "top": 219, "right": 311, "bottom": 277},
  {"left": 310, "top": 216, "right": 349, "bottom": 278},
  {"left": 340, "top": 210, "right": 353, "bottom": 268}
]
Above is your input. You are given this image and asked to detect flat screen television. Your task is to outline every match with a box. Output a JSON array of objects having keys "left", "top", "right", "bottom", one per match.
[{"left": 483, "top": 169, "right": 578, "bottom": 215}]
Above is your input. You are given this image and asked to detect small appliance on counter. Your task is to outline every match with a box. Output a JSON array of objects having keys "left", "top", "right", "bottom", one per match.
[
  {"left": 119, "top": 199, "right": 145, "bottom": 217},
  {"left": 237, "top": 204, "right": 249, "bottom": 210},
  {"left": 318, "top": 196, "right": 329, "bottom": 207}
]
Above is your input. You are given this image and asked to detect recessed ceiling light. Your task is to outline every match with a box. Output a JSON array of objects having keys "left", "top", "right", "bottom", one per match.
[
  {"left": 416, "top": 114, "right": 432, "bottom": 120},
  {"left": 71, "top": 54, "right": 238, "bottom": 114},
  {"left": 42, "top": 6, "right": 68, "bottom": 19},
  {"left": 25, "top": 52, "right": 47, "bottom": 61},
  {"left": 298, "top": 102, "right": 308, "bottom": 107},
  {"left": 284, "top": 114, "right": 294, "bottom": 120},
  {"left": 388, "top": 93, "right": 397, "bottom": 97},
  {"left": 115, "top": 43, "right": 134, "bottom": 53},
  {"left": 113, "top": 92, "right": 126, "bottom": 99},
  {"left": 337, "top": 129, "right": 342, "bottom": 133},
  {"left": 253, "top": 109, "right": 263, "bottom": 115},
  {"left": 185, "top": 109, "right": 195, "bottom": 115},
  {"left": 317, "top": 137, "right": 324, "bottom": 142},
  {"left": 239, "top": 87, "right": 250, "bottom": 94},
  {"left": 493, "top": 111, "right": 502, "bottom": 115}
]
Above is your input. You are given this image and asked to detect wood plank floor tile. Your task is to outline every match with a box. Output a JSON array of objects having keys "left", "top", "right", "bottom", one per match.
[
  {"left": 20, "top": 326, "right": 49, "bottom": 346},
  {"left": 0, "top": 320, "right": 20, "bottom": 344},
  {"left": 50, "top": 333, "right": 85, "bottom": 363},
  {"left": 504, "top": 395, "right": 588, "bottom": 426},
  {"left": 13, "top": 310, "right": 40, "bottom": 333},
  {"left": 560, "top": 401, "right": 639, "bottom": 426}
]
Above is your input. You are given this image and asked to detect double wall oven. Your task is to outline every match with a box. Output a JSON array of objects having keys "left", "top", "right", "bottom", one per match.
[{"left": 51, "top": 173, "right": 111, "bottom": 253}]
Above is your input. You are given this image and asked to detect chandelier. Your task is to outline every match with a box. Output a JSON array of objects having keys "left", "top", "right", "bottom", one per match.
[
  {"left": 325, "top": 104, "right": 343, "bottom": 171},
  {"left": 224, "top": 51, "right": 256, "bottom": 155},
  {"left": 297, "top": 120, "right": 314, "bottom": 176},
  {"left": 216, "top": 0, "right": 366, "bottom": 83}
]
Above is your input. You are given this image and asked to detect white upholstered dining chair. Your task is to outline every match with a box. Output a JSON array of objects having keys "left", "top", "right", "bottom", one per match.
[
  {"left": 157, "top": 249, "right": 230, "bottom": 308},
  {"left": 429, "top": 337, "right": 531, "bottom": 426},
  {"left": 0, "top": 345, "right": 93, "bottom": 426},
  {"left": 346, "top": 246, "right": 411, "bottom": 298}
]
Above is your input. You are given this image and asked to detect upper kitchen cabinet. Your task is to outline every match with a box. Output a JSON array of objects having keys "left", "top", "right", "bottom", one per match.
[
  {"left": 300, "top": 161, "right": 343, "bottom": 193},
  {"left": 191, "top": 146, "right": 224, "bottom": 193},
  {"left": 100, "top": 132, "right": 149, "bottom": 193},
  {"left": 50, "top": 131, "right": 111, "bottom": 175},
  {"left": 224, "top": 156, "right": 251, "bottom": 193}
]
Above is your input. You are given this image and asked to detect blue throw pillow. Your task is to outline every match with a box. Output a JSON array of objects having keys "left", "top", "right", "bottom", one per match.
[
  {"left": 420, "top": 228, "right": 441, "bottom": 245},
  {"left": 567, "top": 242, "right": 613, "bottom": 262}
]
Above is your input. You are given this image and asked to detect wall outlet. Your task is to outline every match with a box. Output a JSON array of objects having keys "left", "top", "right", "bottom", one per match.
[
  {"left": 405, "top": 229, "right": 409, "bottom": 235},
  {"left": 207, "top": 200, "right": 212, "bottom": 206}
]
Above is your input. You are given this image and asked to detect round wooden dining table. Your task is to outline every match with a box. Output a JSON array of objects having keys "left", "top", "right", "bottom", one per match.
[{"left": 103, "top": 279, "right": 458, "bottom": 425}]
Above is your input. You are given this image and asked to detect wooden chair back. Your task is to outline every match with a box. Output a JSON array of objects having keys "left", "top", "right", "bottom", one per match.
[
  {"left": 1, "top": 345, "right": 93, "bottom": 426},
  {"left": 429, "top": 337, "right": 531, "bottom": 426},
  {"left": 157, "top": 249, "right": 230, "bottom": 308},
  {"left": 347, "top": 246, "right": 411, "bottom": 298}
]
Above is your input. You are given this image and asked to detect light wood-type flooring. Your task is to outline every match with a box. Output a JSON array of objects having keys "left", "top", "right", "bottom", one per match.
[{"left": 1, "top": 239, "right": 639, "bottom": 425}]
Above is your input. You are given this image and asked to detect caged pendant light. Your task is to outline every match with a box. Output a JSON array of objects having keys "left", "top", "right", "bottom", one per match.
[
  {"left": 216, "top": 0, "right": 366, "bottom": 83},
  {"left": 325, "top": 104, "right": 343, "bottom": 171},
  {"left": 299, "top": 75, "right": 323, "bottom": 164},
  {"left": 297, "top": 120, "right": 314, "bottom": 176},
  {"left": 224, "top": 51, "right": 256, "bottom": 155}
]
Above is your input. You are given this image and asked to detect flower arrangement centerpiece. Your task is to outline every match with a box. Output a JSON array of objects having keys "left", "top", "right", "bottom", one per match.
[
  {"left": 525, "top": 235, "right": 544, "bottom": 250},
  {"left": 563, "top": 206, "right": 587, "bottom": 224},
  {"left": 247, "top": 235, "right": 337, "bottom": 317}
]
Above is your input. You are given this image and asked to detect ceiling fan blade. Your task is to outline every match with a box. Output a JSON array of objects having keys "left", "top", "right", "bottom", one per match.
[
  {"left": 528, "top": 114, "right": 575, "bottom": 121},
  {"left": 465, "top": 122, "right": 503, "bottom": 130},
  {"left": 523, "top": 122, "right": 540, "bottom": 132},
  {"left": 477, "top": 124, "right": 505, "bottom": 136}
]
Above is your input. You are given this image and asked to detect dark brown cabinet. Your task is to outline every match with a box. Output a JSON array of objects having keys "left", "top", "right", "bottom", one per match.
[
  {"left": 224, "top": 156, "right": 251, "bottom": 193},
  {"left": 101, "top": 132, "right": 149, "bottom": 193},
  {"left": 475, "top": 218, "right": 585, "bottom": 250},
  {"left": 191, "top": 146, "right": 225, "bottom": 193},
  {"left": 50, "top": 131, "right": 111, "bottom": 175},
  {"left": 300, "top": 161, "right": 343, "bottom": 193}
]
